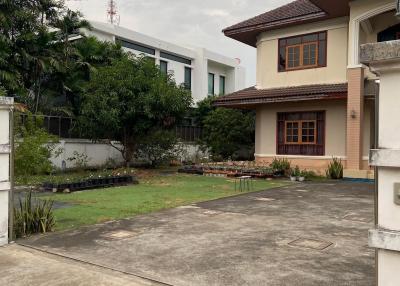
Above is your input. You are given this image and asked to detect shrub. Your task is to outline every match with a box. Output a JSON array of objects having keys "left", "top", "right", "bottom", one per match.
[
  {"left": 326, "top": 157, "right": 344, "bottom": 179},
  {"left": 14, "top": 113, "right": 59, "bottom": 180},
  {"left": 270, "top": 158, "right": 291, "bottom": 176},
  {"left": 135, "top": 129, "right": 185, "bottom": 168},
  {"left": 200, "top": 106, "right": 255, "bottom": 161},
  {"left": 13, "top": 192, "right": 55, "bottom": 238}
]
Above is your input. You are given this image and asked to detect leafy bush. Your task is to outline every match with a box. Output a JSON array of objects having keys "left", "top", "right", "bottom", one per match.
[
  {"left": 135, "top": 129, "right": 185, "bottom": 168},
  {"left": 270, "top": 158, "right": 291, "bottom": 176},
  {"left": 13, "top": 192, "right": 55, "bottom": 238},
  {"left": 14, "top": 114, "right": 59, "bottom": 180},
  {"left": 200, "top": 107, "right": 255, "bottom": 161},
  {"left": 326, "top": 157, "right": 344, "bottom": 179}
]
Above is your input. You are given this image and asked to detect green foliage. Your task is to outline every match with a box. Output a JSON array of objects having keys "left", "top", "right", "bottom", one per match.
[
  {"left": 0, "top": 86, "right": 6, "bottom": 97},
  {"left": 326, "top": 157, "right": 344, "bottom": 179},
  {"left": 0, "top": 0, "right": 113, "bottom": 115},
  {"left": 270, "top": 157, "right": 291, "bottom": 176},
  {"left": 77, "top": 55, "right": 192, "bottom": 165},
  {"left": 13, "top": 191, "right": 55, "bottom": 238},
  {"left": 14, "top": 113, "right": 59, "bottom": 179},
  {"left": 135, "top": 130, "right": 185, "bottom": 167},
  {"left": 291, "top": 165, "right": 301, "bottom": 177},
  {"left": 201, "top": 107, "right": 255, "bottom": 160}
]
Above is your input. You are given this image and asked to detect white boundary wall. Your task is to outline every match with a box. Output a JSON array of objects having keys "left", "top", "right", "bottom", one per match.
[
  {"left": 0, "top": 97, "right": 13, "bottom": 246},
  {"left": 50, "top": 140, "right": 206, "bottom": 169}
]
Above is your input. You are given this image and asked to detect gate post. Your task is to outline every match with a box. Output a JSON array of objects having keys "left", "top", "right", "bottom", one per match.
[
  {"left": 361, "top": 41, "right": 400, "bottom": 285},
  {"left": 0, "top": 97, "right": 13, "bottom": 246}
]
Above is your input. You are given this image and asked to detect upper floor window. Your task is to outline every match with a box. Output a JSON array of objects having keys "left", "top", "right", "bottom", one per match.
[
  {"left": 116, "top": 38, "right": 156, "bottom": 55},
  {"left": 278, "top": 31, "right": 327, "bottom": 72},
  {"left": 219, "top": 76, "right": 226, "bottom": 95},
  {"left": 160, "top": 60, "right": 168, "bottom": 74},
  {"left": 208, "top": 73, "right": 215, "bottom": 95},
  {"left": 184, "top": 67, "right": 192, "bottom": 90}
]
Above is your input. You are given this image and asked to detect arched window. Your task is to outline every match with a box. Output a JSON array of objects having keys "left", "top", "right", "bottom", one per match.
[{"left": 378, "top": 23, "right": 400, "bottom": 42}]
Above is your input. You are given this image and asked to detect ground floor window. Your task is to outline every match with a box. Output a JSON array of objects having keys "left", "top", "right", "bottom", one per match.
[{"left": 277, "top": 111, "right": 325, "bottom": 156}]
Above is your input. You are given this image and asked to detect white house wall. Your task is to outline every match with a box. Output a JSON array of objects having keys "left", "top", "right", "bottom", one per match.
[{"left": 85, "top": 22, "right": 245, "bottom": 103}]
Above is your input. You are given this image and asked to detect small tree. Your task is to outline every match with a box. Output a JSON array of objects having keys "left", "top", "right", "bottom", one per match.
[
  {"left": 77, "top": 55, "right": 192, "bottom": 166},
  {"left": 14, "top": 113, "right": 59, "bottom": 179}
]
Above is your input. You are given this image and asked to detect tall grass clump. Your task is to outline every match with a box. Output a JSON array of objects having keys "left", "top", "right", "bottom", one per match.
[
  {"left": 13, "top": 192, "right": 55, "bottom": 238},
  {"left": 326, "top": 157, "right": 344, "bottom": 179}
]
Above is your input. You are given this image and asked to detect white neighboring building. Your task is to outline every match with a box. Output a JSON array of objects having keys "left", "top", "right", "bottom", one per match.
[{"left": 84, "top": 21, "right": 246, "bottom": 103}]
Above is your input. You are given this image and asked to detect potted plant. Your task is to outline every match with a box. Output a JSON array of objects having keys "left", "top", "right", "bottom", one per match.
[
  {"left": 290, "top": 166, "right": 301, "bottom": 181},
  {"left": 298, "top": 170, "right": 306, "bottom": 182}
]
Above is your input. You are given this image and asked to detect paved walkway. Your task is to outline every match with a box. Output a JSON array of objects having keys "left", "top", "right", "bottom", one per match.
[
  {"left": 14, "top": 182, "right": 374, "bottom": 285},
  {"left": 0, "top": 244, "right": 164, "bottom": 286}
]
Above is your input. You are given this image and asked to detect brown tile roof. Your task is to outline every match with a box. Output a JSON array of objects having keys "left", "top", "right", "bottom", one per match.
[
  {"left": 223, "top": 0, "right": 349, "bottom": 47},
  {"left": 224, "top": 0, "right": 324, "bottom": 33},
  {"left": 213, "top": 83, "right": 348, "bottom": 108}
]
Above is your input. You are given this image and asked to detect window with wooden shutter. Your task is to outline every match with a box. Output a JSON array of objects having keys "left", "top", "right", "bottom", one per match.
[
  {"left": 277, "top": 111, "right": 325, "bottom": 156},
  {"left": 279, "top": 31, "right": 327, "bottom": 72}
]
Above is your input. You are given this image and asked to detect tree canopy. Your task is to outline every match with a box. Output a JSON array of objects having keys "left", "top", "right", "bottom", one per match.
[{"left": 77, "top": 55, "right": 193, "bottom": 165}]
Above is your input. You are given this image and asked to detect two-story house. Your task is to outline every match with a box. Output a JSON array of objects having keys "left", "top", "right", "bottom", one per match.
[{"left": 214, "top": 0, "right": 400, "bottom": 179}]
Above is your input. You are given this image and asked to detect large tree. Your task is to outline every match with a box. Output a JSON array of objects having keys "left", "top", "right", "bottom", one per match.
[
  {"left": 0, "top": 0, "right": 96, "bottom": 114},
  {"left": 77, "top": 55, "right": 192, "bottom": 165}
]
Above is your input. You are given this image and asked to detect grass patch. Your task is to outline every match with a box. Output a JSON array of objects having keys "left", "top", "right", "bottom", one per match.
[{"left": 40, "top": 173, "right": 289, "bottom": 231}]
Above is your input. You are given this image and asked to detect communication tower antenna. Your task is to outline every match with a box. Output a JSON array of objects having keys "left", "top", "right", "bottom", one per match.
[{"left": 107, "top": 0, "right": 121, "bottom": 25}]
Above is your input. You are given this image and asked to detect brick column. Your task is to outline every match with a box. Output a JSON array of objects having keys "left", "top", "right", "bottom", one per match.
[{"left": 346, "top": 67, "right": 364, "bottom": 170}]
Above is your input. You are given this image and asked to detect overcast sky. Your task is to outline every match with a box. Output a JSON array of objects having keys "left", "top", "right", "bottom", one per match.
[{"left": 67, "top": 0, "right": 292, "bottom": 87}]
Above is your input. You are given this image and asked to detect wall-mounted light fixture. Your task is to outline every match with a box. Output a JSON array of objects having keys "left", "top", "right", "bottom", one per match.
[{"left": 351, "top": 110, "right": 357, "bottom": 119}]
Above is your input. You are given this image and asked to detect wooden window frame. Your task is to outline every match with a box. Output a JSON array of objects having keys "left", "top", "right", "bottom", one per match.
[
  {"left": 278, "top": 31, "right": 327, "bottom": 72},
  {"left": 284, "top": 120, "right": 317, "bottom": 145},
  {"left": 285, "top": 42, "right": 319, "bottom": 71}
]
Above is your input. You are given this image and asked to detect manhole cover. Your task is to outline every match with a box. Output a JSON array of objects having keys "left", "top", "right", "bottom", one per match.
[
  {"left": 342, "top": 214, "right": 373, "bottom": 223},
  {"left": 253, "top": 197, "right": 276, "bottom": 202},
  {"left": 102, "top": 230, "right": 137, "bottom": 240},
  {"left": 288, "top": 238, "right": 333, "bottom": 250}
]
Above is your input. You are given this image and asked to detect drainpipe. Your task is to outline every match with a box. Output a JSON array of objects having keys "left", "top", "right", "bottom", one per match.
[{"left": 8, "top": 106, "right": 14, "bottom": 242}]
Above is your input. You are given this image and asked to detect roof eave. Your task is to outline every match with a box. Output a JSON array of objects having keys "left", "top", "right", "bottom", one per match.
[{"left": 213, "top": 93, "right": 347, "bottom": 109}]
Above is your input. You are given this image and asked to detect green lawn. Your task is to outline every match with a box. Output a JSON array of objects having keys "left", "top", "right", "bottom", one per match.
[{"left": 41, "top": 173, "right": 289, "bottom": 231}]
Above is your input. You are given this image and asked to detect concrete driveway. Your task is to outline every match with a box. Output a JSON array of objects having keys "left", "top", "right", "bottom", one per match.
[{"left": 17, "top": 181, "right": 374, "bottom": 286}]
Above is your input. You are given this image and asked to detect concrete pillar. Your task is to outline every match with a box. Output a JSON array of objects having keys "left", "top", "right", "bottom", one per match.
[
  {"left": 346, "top": 67, "right": 365, "bottom": 171},
  {"left": 0, "top": 97, "right": 13, "bottom": 246},
  {"left": 361, "top": 40, "right": 400, "bottom": 286}
]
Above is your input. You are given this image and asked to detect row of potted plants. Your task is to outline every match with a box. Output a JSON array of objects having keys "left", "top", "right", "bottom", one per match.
[
  {"left": 178, "top": 165, "right": 278, "bottom": 178},
  {"left": 289, "top": 166, "right": 315, "bottom": 182},
  {"left": 43, "top": 175, "right": 138, "bottom": 193}
]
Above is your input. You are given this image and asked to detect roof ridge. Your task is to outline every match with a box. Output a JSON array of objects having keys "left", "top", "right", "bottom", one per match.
[{"left": 223, "top": 0, "right": 324, "bottom": 33}]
